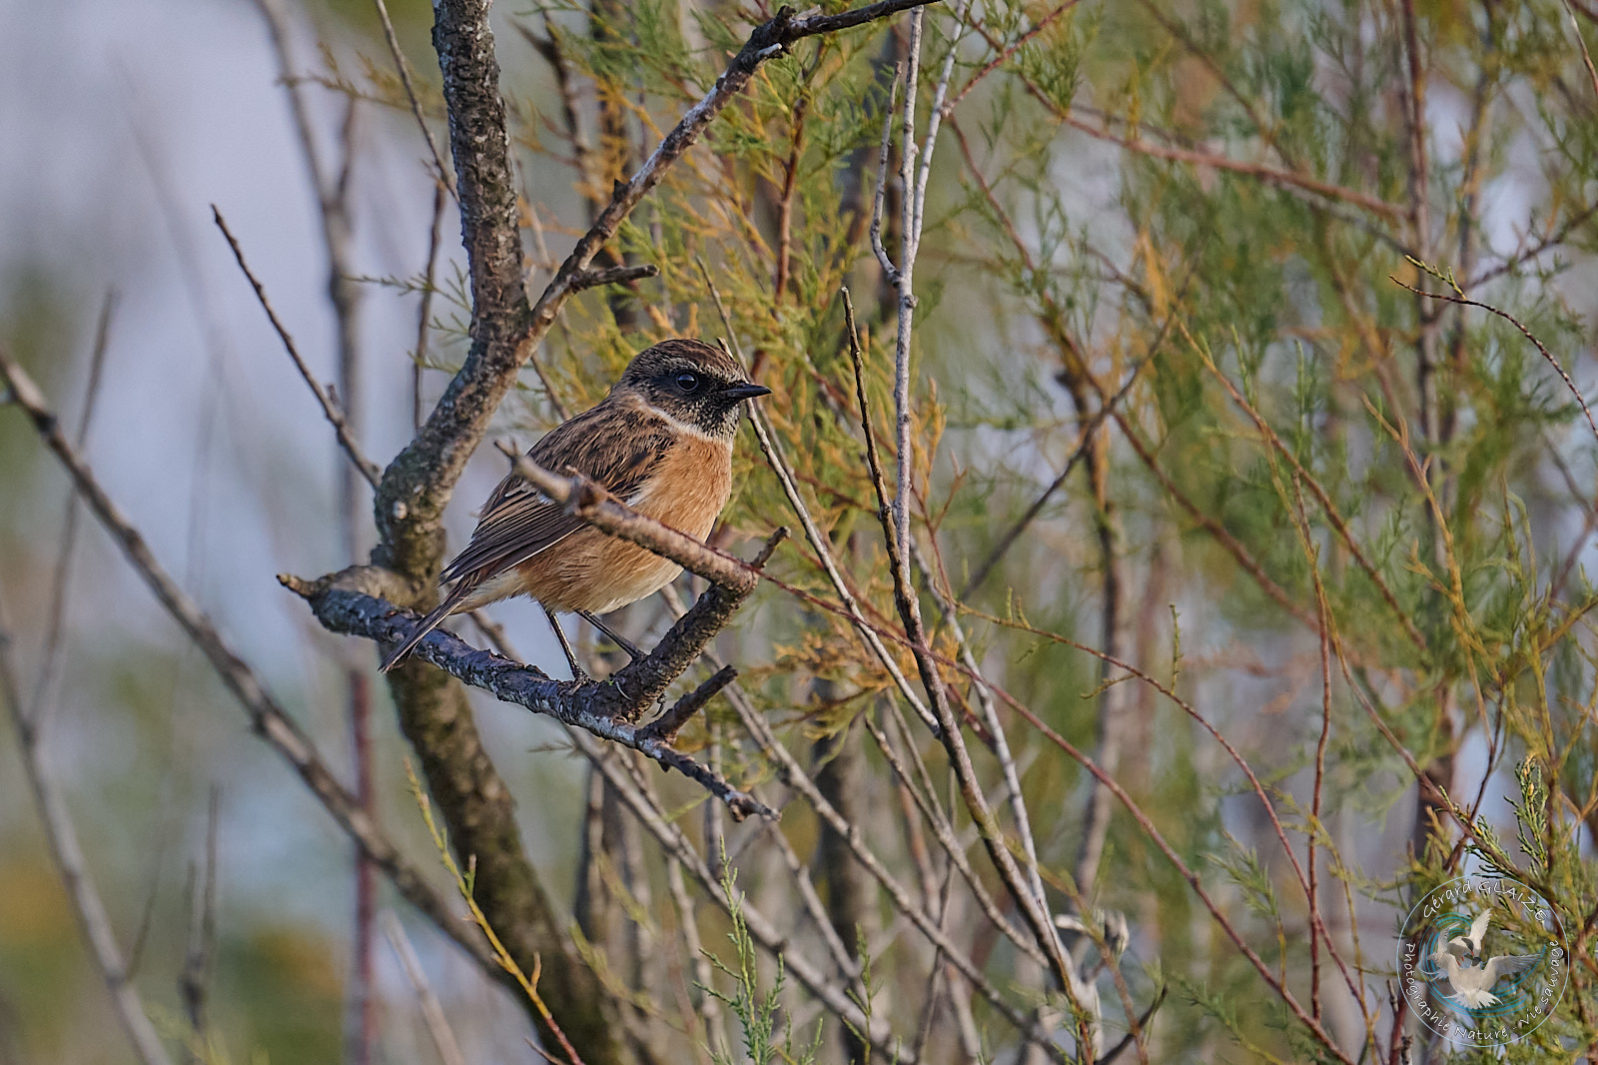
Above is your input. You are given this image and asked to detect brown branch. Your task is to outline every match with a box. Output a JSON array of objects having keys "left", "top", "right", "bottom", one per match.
[
  {"left": 944, "top": 0, "right": 1082, "bottom": 113},
  {"left": 494, "top": 444, "right": 766, "bottom": 595},
  {"left": 638, "top": 665, "right": 737, "bottom": 743},
  {"left": 964, "top": 13, "right": 1402, "bottom": 222},
  {"left": 1393, "top": 276, "right": 1598, "bottom": 448},
  {"left": 570, "top": 263, "right": 661, "bottom": 292},
  {"left": 1466, "top": 198, "right": 1598, "bottom": 288}
]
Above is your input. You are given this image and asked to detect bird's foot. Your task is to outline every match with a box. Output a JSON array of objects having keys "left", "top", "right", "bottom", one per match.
[{"left": 579, "top": 611, "right": 646, "bottom": 661}]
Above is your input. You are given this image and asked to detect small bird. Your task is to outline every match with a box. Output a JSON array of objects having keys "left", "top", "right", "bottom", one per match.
[
  {"left": 1446, "top": 910, "right": 1494, "bottom": 965},
  {"left": 379, "top": 339, "right": 770, "bottom": 672}
]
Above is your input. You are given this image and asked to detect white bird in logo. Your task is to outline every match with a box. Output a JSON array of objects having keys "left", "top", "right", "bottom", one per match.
[
  {"left": 1429, "top": 911, "right": 1540, "bottom": 1008},
  {"left": 1446, "top": 910, "right": 1493, "bottom": 963}
]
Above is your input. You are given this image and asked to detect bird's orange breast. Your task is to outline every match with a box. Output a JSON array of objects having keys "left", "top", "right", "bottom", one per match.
[{"left": 504, "top": 432, "right": 733, "bottom": 615}]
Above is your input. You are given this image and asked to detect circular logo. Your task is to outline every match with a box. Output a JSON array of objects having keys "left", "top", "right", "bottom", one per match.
[{"left": 1397, "top": 875, "right": 1566, "bottom": 1047}]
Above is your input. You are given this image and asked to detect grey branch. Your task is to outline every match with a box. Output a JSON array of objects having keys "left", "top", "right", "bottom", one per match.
[
  {"left": 281, "top": 575, "right": 773, "bottom": 821},
  {"left": 570, "top": 263, "right": 660, "bottom": 292}
]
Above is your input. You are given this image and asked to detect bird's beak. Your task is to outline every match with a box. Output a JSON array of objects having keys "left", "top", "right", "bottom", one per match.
[{"left": 722, "top": 382, "right": 772, "bottom": 402}]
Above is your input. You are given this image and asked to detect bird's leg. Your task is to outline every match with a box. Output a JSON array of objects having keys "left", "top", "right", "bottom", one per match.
[
  {"left": 544, "top": 607, "right": 588, "bottom": 681},
  {"left": 578, "top": 610, "right": 645, "bottom": 661}
]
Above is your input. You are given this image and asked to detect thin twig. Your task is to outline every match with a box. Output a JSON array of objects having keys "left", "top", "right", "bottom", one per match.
[
  {"left": 414, "top": 181, "right": 447, "bottom": 431},
  {"left": 382, "top": 911, "right": 470, "bottom": 1065},
  {"left": 212, "top": 207, "right": 381, "bottom": 487},
  {"left": 571, "top": 263, "right": 661, "bottom": 291},
  {"left": 372, "top": 0, "right": 457, "bottom": 197},
  {"left": 28, "top": 288, "right": 116, "bottom": 729},
  {"left": 179, "top": 789, "right": 220, "bottom": 1050},
  {"left": 695, "top": 259, "right": 941, "bottom": 734},
  {"left": 1562, "top": 0, "right": 1598, "bottom": 100},
  {"left": 1393, "top": 276, "right": 1598, "bottom": 448}
]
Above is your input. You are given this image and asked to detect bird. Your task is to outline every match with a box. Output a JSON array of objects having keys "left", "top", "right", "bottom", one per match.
[
  {"left": 1430, "top": 947, "right": 1541, "bottom": 1008},
  {"left": 379, "top": 338, "right": 770, "bottom": 673},
  {"left": 1446, "top": 910, "right": 1494, "bottom": 965}
]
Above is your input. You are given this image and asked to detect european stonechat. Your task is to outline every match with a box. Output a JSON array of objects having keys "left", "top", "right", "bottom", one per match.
[{"left": 379, "top": 338, "right": 770, "bottom": 672}]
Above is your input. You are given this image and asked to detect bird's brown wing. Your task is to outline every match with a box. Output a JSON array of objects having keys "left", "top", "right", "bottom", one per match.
[{"left": 440, "top": 402, "right": 675, "bottom": 586}]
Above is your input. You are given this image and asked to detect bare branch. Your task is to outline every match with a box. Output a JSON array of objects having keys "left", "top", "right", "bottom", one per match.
[
  {"left": 415, "top": 182, "right": 448, "bottom": 431},
  {"left": 372, "top": 0, "right": 457, "bottom": 198},
  {"left": 282, "top": 567, "right": 776, "bottom": 821},
  {"left": 1394, "top": 274, "right": 1598, "bottom": 448},
  {"left": 570, "top": 263, "right": 661, "bottom": 292},
  {"left": 179, "top": 789, "right": 220, "bottom": 1049},
  {"left": 212, "top": 206, "right": 381, "bottom": 488},
  {"left": 382, "top": 911, "right": 469, "bottom": 1065},
  {"left": 28, "top": 288, "right": 116, "bottom": 729}
]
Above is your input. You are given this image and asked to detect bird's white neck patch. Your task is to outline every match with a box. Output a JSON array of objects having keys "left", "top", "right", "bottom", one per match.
[{"left": 639, "top": 400, "right": 732, "bottom": 445}]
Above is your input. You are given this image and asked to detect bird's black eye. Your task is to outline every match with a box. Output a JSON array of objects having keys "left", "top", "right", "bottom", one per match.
[{"left": 674, "top": 371, "right": 701, "bottom": 393}]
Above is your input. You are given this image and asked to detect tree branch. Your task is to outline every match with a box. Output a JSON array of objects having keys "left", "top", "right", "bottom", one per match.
[{"left": 284, "top": 577, "right": 774, "bottom": 822}]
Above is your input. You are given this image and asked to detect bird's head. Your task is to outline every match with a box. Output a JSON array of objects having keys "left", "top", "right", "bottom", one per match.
[{"left": 617, "top": 338, "right": 770, "bottom": 440}]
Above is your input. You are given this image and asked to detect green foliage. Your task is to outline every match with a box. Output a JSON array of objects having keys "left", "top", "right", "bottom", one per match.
[{"left": 702, "top": 857, "right": 822, "bottom": 1065}]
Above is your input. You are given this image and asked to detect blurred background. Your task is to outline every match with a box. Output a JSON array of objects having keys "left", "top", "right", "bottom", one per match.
[
  {"left": 0, "top": 0, "right": 561, "bottom": 1059},
  {"left": 3, "top": 0, "right": 1597, "bottom": 1061}
]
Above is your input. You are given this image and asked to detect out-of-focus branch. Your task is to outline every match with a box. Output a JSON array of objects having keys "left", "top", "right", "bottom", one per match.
[
  {"left": 0, "top": 351, "right": 498, "bottom": 978},
  {"left": 0, "top": 593, "right": 175, "bottom": 1065},
  {"left": 225, "top": 13, "right": 378, "bottom": 1049},
  {"left": 371, "top": 0, "right": 456, "bottom": 198},
  {"left": 28, "top": 288, "right": 116, "bottom": 729},
  {"left": 178, "top": 790, "right": 220, "bottom": 1055},
  {"left": 382, "top": 912, "right": 468, "bottom": 1065}
]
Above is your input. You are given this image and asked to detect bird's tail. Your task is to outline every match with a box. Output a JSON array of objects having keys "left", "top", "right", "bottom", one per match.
[{"left": 379, "top": 585, "right": 470, "bottom": 672}]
